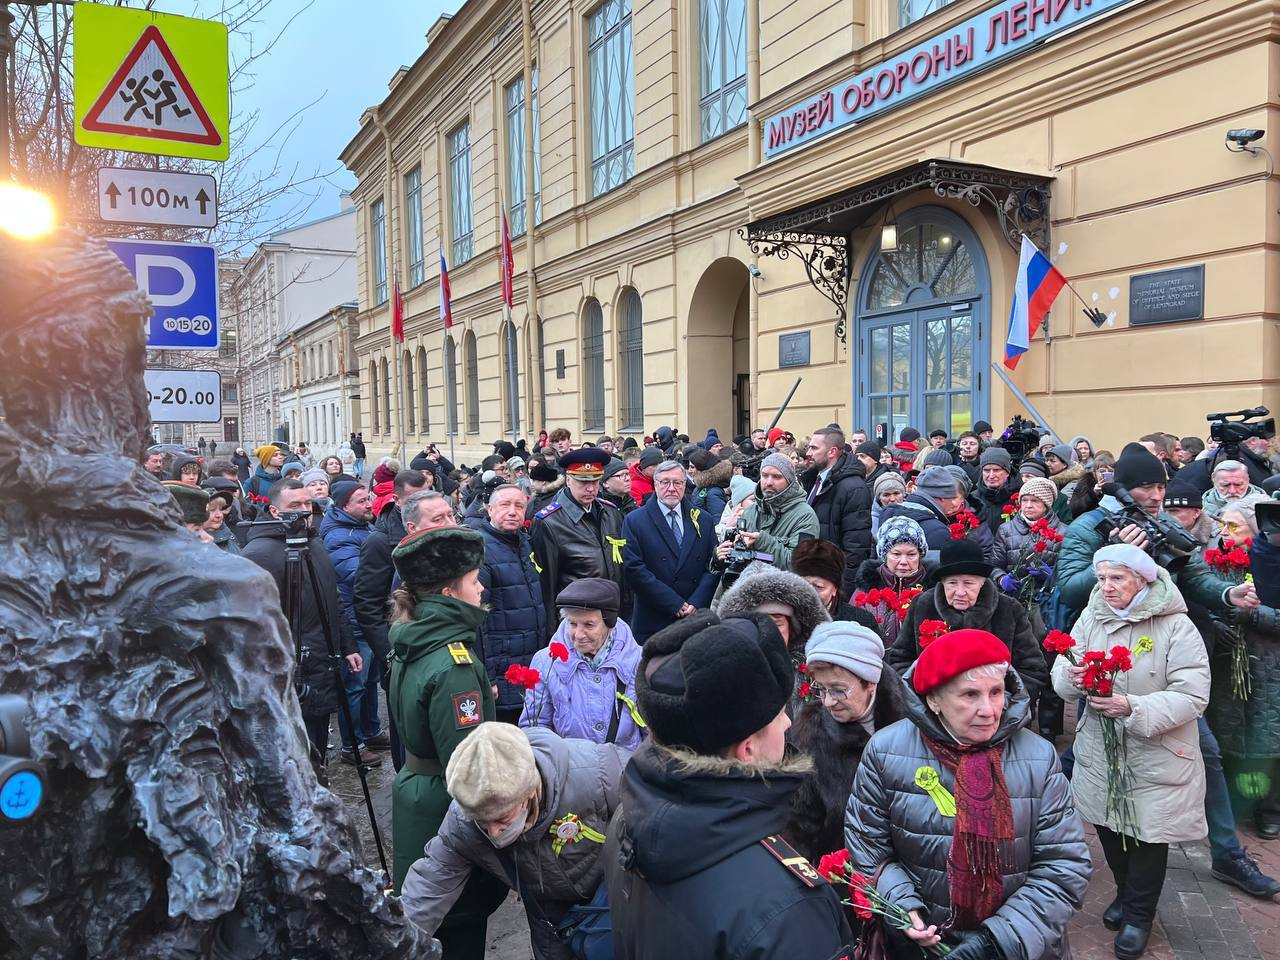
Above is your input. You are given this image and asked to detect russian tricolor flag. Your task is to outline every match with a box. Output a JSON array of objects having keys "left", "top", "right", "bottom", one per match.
[
  {"left": 439, "top": 252, "right": 453, "bottom": 330},
  {"left": 1004, "top": 235, "right": 1065, "bottom": 369}
]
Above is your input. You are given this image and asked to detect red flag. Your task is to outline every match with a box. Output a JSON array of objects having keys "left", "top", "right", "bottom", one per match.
[
  {"left": 440, "top": 253, "right": 453, "bottom": 330},
  {"left": 391, "top": 279, "right": 405, "bottom": 343},
  {"left": 500, "top": 208, "right": 514, "bottom": 311}
]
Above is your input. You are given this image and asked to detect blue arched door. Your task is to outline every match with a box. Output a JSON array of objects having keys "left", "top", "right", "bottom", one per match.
[{"left": 854, "top": 207, "right": 990, "bottom": 439}]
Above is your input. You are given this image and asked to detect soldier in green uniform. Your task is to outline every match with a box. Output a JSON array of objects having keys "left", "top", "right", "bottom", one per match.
[{"left": 388, "top": 525, "right": 506, "bottom": 957}]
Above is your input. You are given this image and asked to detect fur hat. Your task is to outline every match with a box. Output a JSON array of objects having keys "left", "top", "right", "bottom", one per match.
[
  {"left": 979, "top": 447, "right": 1013, "bottom": 472},
  {"left": 165, "top": 481, "right": 209, "bottom": 525},
  {"left": 806, "top": 621, "right": 885, "bottom": 684},
  {"left": 392, "top": 526, "right": 485, "bottom": 587},
  {"left": 912, "top": 629, "right": 1010, "bottom": 695},
  {"left": 445, "top": 723, "right": 539, "bottom": 822},
  {"left": 637, "top": 612, "right": 793, "bottom": 754},
  {"left": 928, "top": 538, "right": 993, "bottom": 584},
  {"left": 876, "top": 515, "right": 928, "bottom": 561},
  {"left": 716, "top": 563, "right": 831, "bottom": 650},
  {"left": 791, "top": 539, "right": 846, "bottom": 588},
  {"left": 1113, "top": 442, "right": 1166, "bottom": 489},
  {"left": 1018, "top": 477, "right": 1057, "bottom": 511},
  {"left": 255, "top": 445, "right": 279, "bottom": 469},
  {"left": 529, "top": 460, "right": 559, "bottom": 483},
  {"left": 761, "top": 452, "right": 796, "bottom": 484}
]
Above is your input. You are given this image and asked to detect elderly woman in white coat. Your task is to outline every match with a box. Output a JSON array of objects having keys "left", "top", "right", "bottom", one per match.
[{"left": 1050, "top": 544, "right": 1209, "bottom": 960}]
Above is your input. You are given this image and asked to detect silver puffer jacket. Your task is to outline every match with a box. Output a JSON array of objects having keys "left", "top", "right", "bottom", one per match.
[{"left": 845, "top": 670, "right": 1092, "bottom": 960}]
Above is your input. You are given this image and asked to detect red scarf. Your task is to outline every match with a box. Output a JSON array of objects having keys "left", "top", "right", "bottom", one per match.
[{"left": 922, "top": 734, "right": 1014, "bottom": 929}]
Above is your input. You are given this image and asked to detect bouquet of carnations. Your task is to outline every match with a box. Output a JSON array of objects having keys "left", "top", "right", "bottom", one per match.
[
  {"left": 1203, "top": 538, "right": 1253, "bottom": 700},
  {"left": 817, "top": 849, "right": 951, "bottom": 955},
  {"left": 852, "top": 585, "right": 924, "bottom": 625},
  {"left": 507, "top": 656, "right": 548, "bottom": 723},
  {"left": 1043, "top": 631, "right": 1139, "bottom": 841},
  {"left": 948, "top": 509, "right": 982, "bottom": 540},
  {"left": 997, "top": 518, "right": 1063, "bottom": 613}
]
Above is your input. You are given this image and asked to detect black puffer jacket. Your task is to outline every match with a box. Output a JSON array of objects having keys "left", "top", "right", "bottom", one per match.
[
  {"left": 974, "top": 477, "right": 1023, "bottom": 532},
  {"left": 606, "top": 742, "right": 852, "bottom": 960},
  {"left": 784, "top": 676, "right": 906, "bottom": 863},
  {"left": 476, "top": 520, "right": 546, "bottom": 712},
  {"left": 352, "top": 504, "right": 406, "bottom": 666},
  {"left": 879, "top": 493, "right": 996, "bottom": 566},
  {"left": 887, "top": 579, "right": 1048, "bottom": 702},
  {"left": 240, "top": 522, "right": 355, "bottom": 717},
  {"left": 992, "top": 512, "right": 1066, "bottom": 580},
  {"left": 801, "top": 453, "right": 874, "bottom": 594},
  {"left": 845, "top": 671, "right": 1091, "bottom": 960}
]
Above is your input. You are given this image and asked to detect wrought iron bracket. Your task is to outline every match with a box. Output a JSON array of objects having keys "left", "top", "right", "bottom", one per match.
[
  {"left": 737, "top": 228, "right": 850, "bottom": 341},
  {"left": 925, "top": 162, "right": 1051, "bottom": 253}
]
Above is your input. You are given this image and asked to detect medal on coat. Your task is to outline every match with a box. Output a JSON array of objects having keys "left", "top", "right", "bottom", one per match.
[
  {"left": 549, "top": 813, "right": 606, "bottom": 856},
  {"left": 914, "top": 766, "right": 957, "bottom": 817}
]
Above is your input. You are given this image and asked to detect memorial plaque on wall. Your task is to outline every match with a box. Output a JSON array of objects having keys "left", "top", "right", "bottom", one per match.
[
  {"left": 1129, "top": 265, "right": 1204, "bottom": 327},
  {"left": 779, "top": 331, "right": 810, "bottom": 368}
]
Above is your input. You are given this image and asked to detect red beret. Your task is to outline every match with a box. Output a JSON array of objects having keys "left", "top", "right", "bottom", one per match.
[{"left": 912, "top": 629, "right": 1011, "bottom": 695}]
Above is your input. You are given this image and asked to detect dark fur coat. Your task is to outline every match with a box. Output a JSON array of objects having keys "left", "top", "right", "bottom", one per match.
[{"left": 783, "top": 677, "right": 906, "bottom": 863}]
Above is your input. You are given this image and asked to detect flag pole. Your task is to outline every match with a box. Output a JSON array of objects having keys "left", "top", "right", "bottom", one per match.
[{"left": 990, "top": 361, "right": 1060, "bottom": 441}]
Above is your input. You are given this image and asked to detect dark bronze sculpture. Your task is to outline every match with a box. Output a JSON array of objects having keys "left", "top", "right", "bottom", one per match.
[{"left": 0, "top": 230, "right": 429, "bottom": 958}]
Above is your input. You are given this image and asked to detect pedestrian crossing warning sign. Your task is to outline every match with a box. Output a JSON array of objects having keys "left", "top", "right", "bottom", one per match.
[{"left": 74, "top": 5, "right": 229, "bottom": 161}]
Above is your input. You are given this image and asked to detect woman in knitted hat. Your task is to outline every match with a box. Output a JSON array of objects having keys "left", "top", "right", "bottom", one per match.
[
  {"left": 852, "top": 516, "right": 932, "bottom": 648},
  {"left": 1050, "top": 544, "right": 1209, "bottom": 958},
  {"left": 992, "top": 476, "right": 1066, "bottom": 580},
  {"left": 400, "top": 723, "right": 628, "bottom": 960},
  {"left": 870, "top": 471, "right": 907, "bottom": 535},
  {"left": 784, "top": 620, "right": 905, "bottom": 863},
  {"left": 848, "top": 630, "right": 1090, "bottom": 960},
  {"left": 245, "top": 444, "right": 284, "bottom": 506},
  {"left": 386, "top": 526, "right": 507, "bottom": 946}
]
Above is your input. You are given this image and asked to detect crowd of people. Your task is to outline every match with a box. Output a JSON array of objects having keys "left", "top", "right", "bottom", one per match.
[{"left": 141, "top": 415, "right": 1280, "bottom": 960}]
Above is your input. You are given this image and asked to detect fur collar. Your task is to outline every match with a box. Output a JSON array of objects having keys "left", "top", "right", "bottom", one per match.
[
  {"left": 694, "top": 458, "right": 734, "bottom": 491},
  {"left": 655, "top": 741, "right": 814, "bottom": 779},
  {"left": 1050, "top": 462, "right": 1085, "bottom": 490},
  {"left": 716, "top": 565, "right": 832, "bottom": 648},
  {"left": 531, "top": 475, "right": 564, "bottom": 496}
]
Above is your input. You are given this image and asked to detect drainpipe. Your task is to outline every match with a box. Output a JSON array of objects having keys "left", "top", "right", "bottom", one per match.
[
  {"left": 521, "top": 0, "right": 541, "bottom": 434},
  {"left": 746, "top": 0, "right": 761, "bottom": 428},
  {"left": 372, "top": 108, "right": 407, "bottom": 462}
]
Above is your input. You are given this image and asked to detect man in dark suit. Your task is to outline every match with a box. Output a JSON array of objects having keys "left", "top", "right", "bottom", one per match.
[{"left": 621, "top": 459, "right": 721, "bottom": 642}]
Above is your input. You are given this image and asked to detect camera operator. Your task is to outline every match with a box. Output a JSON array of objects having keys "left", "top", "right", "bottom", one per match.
[
  {"left": 714, "top": 453, "right": 818, "bottom": 573},
  {"left": 1179, "top": 409, "right": 1276, "bottom": 491},
  {"left": 241, "top": 478, "right": 362, "bottom": 763}
]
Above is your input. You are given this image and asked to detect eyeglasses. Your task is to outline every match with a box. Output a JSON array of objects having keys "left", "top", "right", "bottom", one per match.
[
  {"left": 808, "top": 681, "right": 851, "bottom": 701},
  {"left": 655, "top": 479, "right": 685, "bottom": 489}
]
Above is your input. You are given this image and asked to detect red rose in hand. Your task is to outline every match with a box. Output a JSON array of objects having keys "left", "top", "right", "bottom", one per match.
[{"left": 549, "top": 641, "right": 570, "bottom": 662}]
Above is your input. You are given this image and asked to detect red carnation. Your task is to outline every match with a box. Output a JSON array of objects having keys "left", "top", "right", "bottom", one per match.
[
  {"left": 948, "top": 523, "right": 966, "bottom": 539},
  {"left": 1093, "top": 677, "right": 1114, "bottom": 697},
  {"left": 798, "top": 662, "right": 808, "bottom": 675},
  {"left": 549, "top": 641, "right": 570, "bottom": 663},
  {"left": 798, "top": 681, "right": 813, "bottom": 699},
  {"left": 1043, "top": 630, "right": 1076, "bottom": 656},
  {"left": 504, "top": 664, "right": 527, "bottom": 686},
  {"left": 849, "top": 887, "right": 874, "bottom": 920},
  {"left": 520, "top": 667, "right": 541, "bottom": 690},
  {"left": 816, "top": 849, "right": 850, "bottom": 881},
  {"left": 1108, "top": 645, "right": 1133, "bottom": 673},
  {"left": 1033, "top": 540, "right": 1048, "bottom": 553},
  {"left": 919, "top": 619, "right": 948, "bottom": 648}
]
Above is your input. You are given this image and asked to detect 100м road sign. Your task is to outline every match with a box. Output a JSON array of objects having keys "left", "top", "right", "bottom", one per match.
[{"left": 98, "top": 168, "right": 217, "bottom": 228}]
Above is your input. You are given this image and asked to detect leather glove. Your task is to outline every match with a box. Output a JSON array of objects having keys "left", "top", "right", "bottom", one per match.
[{"left": 944, "top": 929, "right": 1002, "bottom": 960}]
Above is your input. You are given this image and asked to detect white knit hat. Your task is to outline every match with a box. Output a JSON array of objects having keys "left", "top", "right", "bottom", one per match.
[
  {"left": 1019, "top": 477, "right": 1057, "bottom": 511},
  {"left": 445, "top": 723, "right": 540, "bottom": 821}
]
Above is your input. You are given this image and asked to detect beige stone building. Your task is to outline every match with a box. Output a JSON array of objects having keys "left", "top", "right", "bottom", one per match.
[{"left": 341, "top": 0, "right": 1279, "bottom": 464}]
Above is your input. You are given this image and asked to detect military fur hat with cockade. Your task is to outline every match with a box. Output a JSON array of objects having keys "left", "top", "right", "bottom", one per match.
[{"left": 391, "top": 525, "right": 485, "bottom": 587}]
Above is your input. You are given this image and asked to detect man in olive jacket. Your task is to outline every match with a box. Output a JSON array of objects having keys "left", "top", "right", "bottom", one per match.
[{"left": 720, "top": 453, "right": 819, "bottom": 572}]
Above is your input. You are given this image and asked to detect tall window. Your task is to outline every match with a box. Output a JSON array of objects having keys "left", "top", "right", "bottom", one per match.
[
  {"left": 588, "top": 0, "right": 634, "bottom": 197},
  {"left": 700, "top": 0, "right": 747, "bottom": 141},
  {"left": 617, "top": 289, "right": 644, "bottom": 431},
  {"left": 380, "top": 357, "right": 392, "bottom": 433},
  {"left": 404, "top": 350, "right": 416, "bottom": 432},
  {"left": 370, "top": 198, "right": 387, "bottom": 304},
  {"left": 405, "top": 166, "right": 424, "bottom": 286},
  {"left": 369, "top": 361, "right": 381, "bottom": 432},
  {"left": 464, "top": 330, "right": 480, "bottom": 434},
  {"left": 582, "top": 299, "right": 605, "bottom": 432},
  {"left": 417, "top": 346, "right": 430, "bottom": 432},
  {"left": 448, "top": 123, "right": 474, "bottom": 264},
  {"left": 444, "top": 336, "right": 459, "bottom": 435},
  {"left": 505, "top": 70, "right": 543, "bottom": 236},
  {"left": 900, "top": 0, "right": 954, "bottom": 27}
]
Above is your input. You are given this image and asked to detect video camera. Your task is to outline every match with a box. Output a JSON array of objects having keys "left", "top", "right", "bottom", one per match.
[
  {"left": 1096, "top": 482, "right": 1200, "bottom": 570},
  {"left": 1207, "top": 406, "right": 1274, "bottom": 457},
  {"left": 247, "top": 511, "right": 310, "bottom": 545},
  {"left": 996, "top": 415, "right": 1045, "bottom": 466},
  {"left": 1259, "top": 497, "right": 1280, "bottom": 538},
  {"left": 718, "top": 520, "right": 775, "bottom": 587}
]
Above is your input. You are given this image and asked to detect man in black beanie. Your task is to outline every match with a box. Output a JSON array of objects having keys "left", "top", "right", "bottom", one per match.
[{"left": 605, "top": 612, "right": 852, "bottom": 960}]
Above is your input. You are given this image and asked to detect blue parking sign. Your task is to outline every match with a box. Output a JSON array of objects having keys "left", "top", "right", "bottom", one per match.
[{"left": 106, "top": 238, "right": 219, "bottom": 350}]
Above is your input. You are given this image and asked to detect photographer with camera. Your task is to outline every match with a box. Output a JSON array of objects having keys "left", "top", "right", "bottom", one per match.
[
  {"left": 714, "top": 453, "right": 818, "bottom": 574},
  {"left": 241, "top": 478, "right": 362, "bottom": 762},
  {"left": 1179, "top": 408, "right": 1276, "bottom": 492}
]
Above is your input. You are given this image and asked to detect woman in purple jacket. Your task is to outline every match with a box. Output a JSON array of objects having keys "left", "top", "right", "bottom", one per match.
[{"left": 519, "top": 578, "right": 646, "bottom": 752}]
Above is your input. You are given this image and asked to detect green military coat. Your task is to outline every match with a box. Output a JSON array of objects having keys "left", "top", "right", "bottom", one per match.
[{"left": 389, "top": 595, "right": 495, "bottom": 891}]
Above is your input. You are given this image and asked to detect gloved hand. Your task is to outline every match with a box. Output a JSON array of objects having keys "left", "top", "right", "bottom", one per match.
[{"left": 944, "top": 929, "right": 1001, "bottom": 960}]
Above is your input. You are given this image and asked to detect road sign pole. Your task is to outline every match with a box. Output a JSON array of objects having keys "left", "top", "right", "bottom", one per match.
[{"left": 0, "top": 3, "right": 14, "bottom": 179}]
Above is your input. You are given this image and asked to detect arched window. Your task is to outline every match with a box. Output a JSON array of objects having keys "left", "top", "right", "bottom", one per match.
[
  {"left": 417, "top": 346, "right": 430, "bottom": 433},
  {"left": 464, "top": 329, "right": 480, "bottom": 435},
  {"left": 617, "top": 288, "right": 643, "bottom": 432},
  {"left": 502, "top": 321, "right": 520, "bottom": 435},
  {"left": 582, "top": 299, "right": 605, "bottom": 432},
  {"left": 369, "top": 361, "right": 380, "bottom": 433},
  {"left": 404, "top": 350, "right": 416, "bottom": 433},
  {"left": 444, "top": 336, "right": 459, "bottom": 435},
  {"left": 380, "top": 357, "right": 392, "bottom": 434}
]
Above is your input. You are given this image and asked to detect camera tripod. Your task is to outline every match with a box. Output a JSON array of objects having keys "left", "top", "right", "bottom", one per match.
[{"left": 281, "top": 522, "right": 390, "bottom": 885}]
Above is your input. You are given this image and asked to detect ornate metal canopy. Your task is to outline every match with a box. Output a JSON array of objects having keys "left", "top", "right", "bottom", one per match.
[{"left": 739, "top": 160, "right": 1054, "bottom": 342}]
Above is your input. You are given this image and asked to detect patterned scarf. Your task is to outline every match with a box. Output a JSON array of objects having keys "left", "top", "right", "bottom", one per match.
[{"left": 922, "top": 733, "right": 1014, "bottom": 929}]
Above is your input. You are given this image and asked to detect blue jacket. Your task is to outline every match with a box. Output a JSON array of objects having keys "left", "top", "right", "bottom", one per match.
[
  {"left": 319, "top": 505, "right": 373, "bottom": 645},
  {"left": 477, "top": 520, "right": 547, "bottom": 711},
  {"left": 621, "top": 496, "right": 721, "bottom": 642}
]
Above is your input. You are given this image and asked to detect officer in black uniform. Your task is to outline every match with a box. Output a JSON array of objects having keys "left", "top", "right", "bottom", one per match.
[{"left": 529, "top": 448, "right": 627, "bottom": 634}]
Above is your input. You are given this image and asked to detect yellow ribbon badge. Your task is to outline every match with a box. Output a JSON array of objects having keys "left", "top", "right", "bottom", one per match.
[
  {"left": 549, "top": 813, "right": 607, "bottom": 856},
  {"left": 690, "top": 508, "right": 701, "bottom": 533},
  {"left": 1133, "top": 636, "right": 1153, "bottom": 658},
  {"left": 915, "top": 766, "right": 956, "bottom": 818},
  {"left": 616, "top": 691, "right": 647, "bottom": 728},
  {"left": 529, "top": 551, "right": 543, "bottom": 574},
  {"left": 606, "top": 536, "right": 626, "bottom": 564}
]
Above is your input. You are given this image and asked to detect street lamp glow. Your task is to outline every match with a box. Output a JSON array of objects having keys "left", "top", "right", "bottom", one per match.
[{"left": 0, "top": 183, "right": 57, "bottom": 239}]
